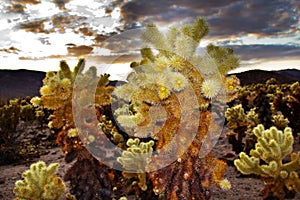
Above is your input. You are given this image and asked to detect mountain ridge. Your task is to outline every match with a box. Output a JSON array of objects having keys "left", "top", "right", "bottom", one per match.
[
  {"left": 230, "top": 69, "right": 300, "bottom": 86},
  {"left": 1, "top": 68, "right": 300, "bottom": 100}
]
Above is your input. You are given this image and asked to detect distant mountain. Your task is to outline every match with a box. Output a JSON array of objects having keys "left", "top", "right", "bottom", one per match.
[
  {"left": 0, "top": 69, "right": 45, "bottom": 100},
  {"left": 230, "top": 69, "right": 300, "bottom": 86},
  {"left": 0, "top": 68, "right": 300, "bottom": 100}
]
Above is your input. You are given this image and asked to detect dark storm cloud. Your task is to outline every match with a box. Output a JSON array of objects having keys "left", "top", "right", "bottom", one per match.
[
  {"left": 120, "top": 0, "right": 234, "bottom": 27},
  {"left": 119, "top": 0, "right": 300, "bottom": 68},
  {"left": 224, "top": 44, "right": 300, "bottom": 61},
  {"left": 120, "top": 0, "right": 299, "bottom": 37},
  {"left": 209, "top": 0, "right": 299, "bottom": 37},
  {"left": 121, "top": 0, "right": 237, "bottom": 22}
]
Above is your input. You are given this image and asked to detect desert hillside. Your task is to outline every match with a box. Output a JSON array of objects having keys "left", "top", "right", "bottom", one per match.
[{"left": 0, "top": 69, "right": 45, "bottom": 100}]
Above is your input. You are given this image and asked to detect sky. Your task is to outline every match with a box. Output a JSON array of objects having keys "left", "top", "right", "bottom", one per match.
[
  {"left": 120, "top": 0, "right": 300, "bottom": 73},
  {"left": 0, "top": 0, "right": 299, "bottom": 78}
]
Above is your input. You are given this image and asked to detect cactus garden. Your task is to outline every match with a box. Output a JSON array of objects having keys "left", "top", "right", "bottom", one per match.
[{"left": 1, "top": 17, "right": 300, "bottom": 200}]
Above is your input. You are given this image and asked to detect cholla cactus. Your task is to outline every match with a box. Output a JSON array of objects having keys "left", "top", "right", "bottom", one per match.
[
  {"left": 226, "top": 79, "right": 300, "bottom": 162},
  {"left": 30, "top": 60, "right": 84, "bottom": 130},
  {"left": 30, "top": 60, "right": 86, "bottom": 165},
  {"left": 117, "top": 138, "right": 154, "bottom": 191},
  {"left": 20, "top": 102, "right": 36, "bottom": 122},
  {"left": 0, "top": 99, "right": 22, "bottom": 164},
  {"left": 272, "top": 113, "right": 289, "bottom": 130},
  {"left": 232, "top": 78, "right": 300, "bottom": 136},
  {"left": 234, "top": 124, "right": 300, "bottom": 199},
  {"left": 114, "top": 17, "right": 239, "bottom": 141},
  {"left": 0, "top": 98, "right": 21, "bottom": 133},
  {"left": 225, "top": 104, "right": 248, "bottom": 129},
  {"left": 13, "top": 161, "right": 66, "bottom": 200},
  {"left": 112, "top": 17, "right": 239, "bottom": 199},
  {"left": 98, "top": 114, "right": 125, "bottom": 148},
  {"left": 225, "top": 104, "right": 259, "bottom": 153},
  {"left": 31, "top": 60, "right": 117, "bottom": 200}
]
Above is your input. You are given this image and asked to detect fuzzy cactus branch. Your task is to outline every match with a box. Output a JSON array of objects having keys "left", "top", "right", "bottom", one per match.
[
  {"left": 13, "top": 161, "right": 65, "bottom": 200},
  {"left": 234, "top": 124, "right": 300, "bottom": 199},
  {"left": 117, "top": 138, "right": 154, "bottom": 191}
]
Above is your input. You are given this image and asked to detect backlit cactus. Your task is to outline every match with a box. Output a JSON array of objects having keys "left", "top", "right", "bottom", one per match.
[
  {"left": 30, "top": 60, "right": 82, "bottom": 130},
  {"left": 111, "top": 17, "right": 239, "bottom": 199},
  {"left": 30, "top": 59, "right": 117, "bottom": 200},
  {"left": 13, "top": 161, "right": 66, "bottom": 200},
  {"left": 230, "top": 78, "right": 300, "bottom": 136},
  {"left": 0, "top": 98, "right": 21, "bottom": 133},
  {"left": 234, "top": 124, "right": 300, "bottom": 199}
]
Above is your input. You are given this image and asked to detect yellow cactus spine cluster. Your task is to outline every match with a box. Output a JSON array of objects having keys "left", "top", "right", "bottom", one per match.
[
  {"left": 234, "top": 124, "right": 300, "bottom": 199},
  {"left": 13, "top": 161, "right": 65, "bottom": 200}
]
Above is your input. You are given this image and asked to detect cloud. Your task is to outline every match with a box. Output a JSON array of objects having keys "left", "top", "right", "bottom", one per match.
[
  {"left": 120, "top": 0, "right": 237, "bottom": 22},
  {"left": 120, "top": 0, "right": 299, "bottom": 37},
  {"left": 208, "top": 0, "right": 298, "bottom": 37},
  {"left": 119, "top": 0, "right": 300, "bottom": 71},
  {"left": 224, "top": 44, "right": 300, "bottom": 61},
  {"left": 120, "top": 0, "right": 230, "bottom": 27}
]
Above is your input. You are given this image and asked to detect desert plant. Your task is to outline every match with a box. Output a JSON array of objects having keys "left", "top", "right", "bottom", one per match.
[
  {"left": 117, "top": 138, "right": 155, "bottom": 191},
  {"left": 20, "top": 103, "right": 36, "bottom": 122},
  {"left": 31, "top": 59, "right": 117, "bottom": 200},
  {"left": 0, "top": 98, "right": 21, "bottom": 135},
  {"left": 230, "top": 79, "right": 300, "bottom": 135},
  {"left": 13, "top": 161, "right": 66, "bottom": 200},
  {"left": 225, "top": 104, "right": 259, "bottom": 154},
  {"left": 0, "top": 98, "right": 23, "bottom": 164},
  {"left": 225, "top": 79, "right": 299, "bottom": 154},
  {"left": 0, "top": 97, "right": 53, "bottom": 165},
  {"left": 109, "top": 17, "right": 238, "bottom": 199},
  {"left": 272, "top": 82, "right": 300, "bottom": 136},
  {"left": 234, "top": 124, "right": 300, "bottom": 199}
]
